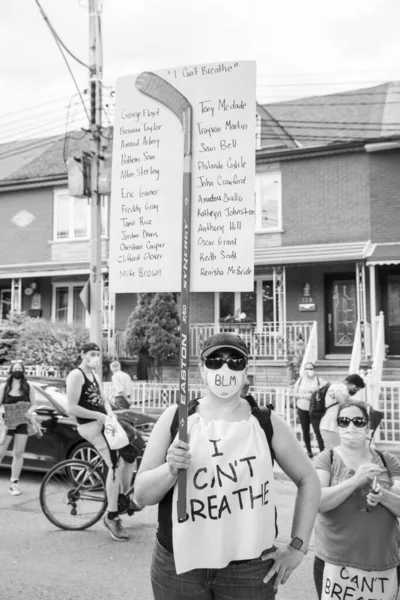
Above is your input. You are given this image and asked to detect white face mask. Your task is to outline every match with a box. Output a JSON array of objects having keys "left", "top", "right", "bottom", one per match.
[
  {"left": 87, "top": 357, "right": 100, "bottom": 370},
  {"left": 205, "top": 365, "right": 244, "bottom": 399},
  {"left": 339, "top": 427, "right": 367, "bottom": 448}
]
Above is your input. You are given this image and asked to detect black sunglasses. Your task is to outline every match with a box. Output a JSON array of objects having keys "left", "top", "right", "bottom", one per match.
[
  {"left": 337, "top": 416, "right": 368, "bottom": 429},
  {"left": 204, "top": 356, "right": 247, "bottom": 371}
]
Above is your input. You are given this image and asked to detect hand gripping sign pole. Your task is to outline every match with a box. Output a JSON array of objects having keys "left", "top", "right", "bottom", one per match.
[{"left": 135, "top": 73, "right": 192, "bottom": 521}]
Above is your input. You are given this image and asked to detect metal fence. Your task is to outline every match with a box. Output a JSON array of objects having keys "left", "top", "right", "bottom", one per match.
[
  {"left": 377, "top": 382, "right": 400, "bottom": 443},
  {"left": 104, "top": 380, "right": 400, "bottom": 450}
]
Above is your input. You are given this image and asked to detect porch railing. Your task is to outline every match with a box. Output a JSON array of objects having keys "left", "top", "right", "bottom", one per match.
[
  {"left": 349, "top": 320, "right": 372, "bottom": 374},
  {"left": 0, "top": 365, "right": 67, "bottom": 379},
  {"left": 189, "top": 321, "right": 314, "bottom": 359},
  {"left": 104, "top": 379, "right": 400, "bottom": 448},
  {"left": 106, "top": 321, "right": 315, "bottom": 360},
  {"left": 364, "top": 312, "right": 385, "bottom": 411},
  {"left": 377, "top": 381, "right": 400, "bottom": 443}
]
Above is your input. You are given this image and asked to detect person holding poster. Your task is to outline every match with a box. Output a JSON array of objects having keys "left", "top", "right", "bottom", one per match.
[
  {"left": 135, "top": 332, "right": 320, "bottom": 599},
  {"left": 313, "top": 401, "right": 400, "bottom": 600}
]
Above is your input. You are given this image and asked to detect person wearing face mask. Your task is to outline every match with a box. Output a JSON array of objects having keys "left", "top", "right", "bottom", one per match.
[
  {"left": 134, "top": 333, "right": 321, "bottom": 600},
  {"left": 291, "top": 363, "right": 327, "bottom": 458},
  {"left": 313, "top": 401, "right": 400, "bottom": 600},
  {"left": 66, "top": 342, "right": 134, "bottom": 542},
  {"left": 319, "top": 374, "right": 365, "bottom": 450},
  {"left": 0, "top": 361, "right": 37, "bottom": 495}
]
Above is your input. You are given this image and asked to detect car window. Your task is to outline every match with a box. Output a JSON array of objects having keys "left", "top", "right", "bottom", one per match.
[
  {"left": 33, "top": 386, "right": 56, "bottom": 410},
  {"left": 42, "top": 386, "right": 69, "bottom": 416}
]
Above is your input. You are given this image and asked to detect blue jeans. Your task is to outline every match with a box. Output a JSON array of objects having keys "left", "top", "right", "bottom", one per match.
[{"left": 151, "top": 538, "right": 277, "bottom": 600}]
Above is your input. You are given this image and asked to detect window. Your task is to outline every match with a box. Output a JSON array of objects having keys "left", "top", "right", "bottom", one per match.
[
  {"left": 240, "top": 282, "right": 257, "bottom": 322},
  {"left": 219, "top": 293, "right": 235, "bottom": 321},
  {"left": 255, "top": 172, "right": 282, "bottom": 231},
  {"left": 53, "top": 189, "right": 109, "bottom": 240},
  {"left": 53, "top": 283, "right": 87, "bottom": 325}
]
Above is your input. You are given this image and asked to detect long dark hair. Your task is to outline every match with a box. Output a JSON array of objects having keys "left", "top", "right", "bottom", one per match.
[{"left": 4, "top": 362, "right": 30, "bottom": 399}]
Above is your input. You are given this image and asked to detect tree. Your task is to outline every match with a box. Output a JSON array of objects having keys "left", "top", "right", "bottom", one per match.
[
  {"left": 124, "top": 293, "right": 180, "bottom": 381},
  {"left": 0, "top": 312, "right": 30, "bottom": 364}
]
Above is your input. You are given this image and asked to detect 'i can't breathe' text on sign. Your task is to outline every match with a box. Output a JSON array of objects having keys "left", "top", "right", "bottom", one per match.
[{"left": 109, "top": 60, "right": 256, "bottom": 294}]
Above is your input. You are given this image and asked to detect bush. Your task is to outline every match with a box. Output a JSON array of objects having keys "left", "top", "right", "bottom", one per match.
[{"left": 11, "top": 318, "right": 90, "bottom": 372}]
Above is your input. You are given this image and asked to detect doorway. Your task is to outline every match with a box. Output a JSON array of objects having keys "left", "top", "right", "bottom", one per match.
[
  {"left": 0, "top": 289, "right": 11, "bottom": 320},
  {"left": 325, "top": 274, "right": 357, "bottom": 355},
  {"left": 382, "top": 271, "right": 400, "bottom": 356}
]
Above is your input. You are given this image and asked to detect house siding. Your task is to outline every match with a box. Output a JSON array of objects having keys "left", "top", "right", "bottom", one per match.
[
  {"left": 369, "top": 151, "right": 400, "bottom": 242},
  {"left": 189, "top": 292, "right": 214, "bottom": 324},
  {"left": 281, "top": 153, "right": 370, "bottom": 245},
  {"left": 115, "top": 294, "right": 137, "bottom": 331},
  {"left": 0, "top": 188, "right": 52, "bottom": 264}
]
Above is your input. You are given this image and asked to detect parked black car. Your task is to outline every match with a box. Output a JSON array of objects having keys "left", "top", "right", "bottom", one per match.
[{"left": 0, "top": 382, "right": 157, "bottom": 473}]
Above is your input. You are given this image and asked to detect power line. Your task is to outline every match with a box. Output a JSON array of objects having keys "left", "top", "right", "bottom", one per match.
[
  {"left": 0, "top": 108, "right": 88, "bottom": 144},
  {"left": 33, "top": 0, "right": 89, "bottom": 69},
  {"left": 0, "top": 100, "right": 87, "bottom": 137},
  {"left": 0, "top": 95, "right": 73, "bottom": 120},
  {"left": 34, "top": 0, "right": 90, "bottom": 123}
]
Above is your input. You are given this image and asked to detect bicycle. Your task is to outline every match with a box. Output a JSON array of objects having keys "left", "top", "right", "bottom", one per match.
[{"left": 39, "top": 423, "right": 150, "bottom": 531}]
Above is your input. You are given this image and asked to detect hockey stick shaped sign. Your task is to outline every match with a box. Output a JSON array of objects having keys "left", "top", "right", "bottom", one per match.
[{"left": 135, "top": 72, "right": 192, "bottom": 521}]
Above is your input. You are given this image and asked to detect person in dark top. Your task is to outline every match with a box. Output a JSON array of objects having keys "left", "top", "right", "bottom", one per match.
[
  {"left": 66, "top": 342, "right": 133, "bottom": 542},
  {"left": 135, "top": 332, "right": 321, "bottom": 599},
  {"left": 0, "top": 360, "right": 37, "bottom": 495}
]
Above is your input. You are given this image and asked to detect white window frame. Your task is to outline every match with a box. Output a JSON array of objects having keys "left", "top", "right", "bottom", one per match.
[
  {"left": 53, "top": 188, "right": 109, "bottom": 241},
  {"left": 215, "top": 276, "right": 274, "bottom": 330},
  {"left": 255, "top": 171, "right": 282, "bottom": 233},
  {"left": 52, "top": 282, "right": 89, "bottom": 326}
]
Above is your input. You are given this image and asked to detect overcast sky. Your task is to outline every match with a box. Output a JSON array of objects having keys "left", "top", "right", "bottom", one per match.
[{"left": 1, "top": 0, "right": 400, "bottom": 142}]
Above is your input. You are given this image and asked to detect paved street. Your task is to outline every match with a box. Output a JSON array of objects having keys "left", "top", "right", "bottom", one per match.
[{"left": 0, "top": 470, "right": 317, "bottom": 600}]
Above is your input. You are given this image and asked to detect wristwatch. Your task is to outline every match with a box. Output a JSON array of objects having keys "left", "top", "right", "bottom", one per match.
[{"left": 289, "top": 537, "right": 308, "bottom": 555}]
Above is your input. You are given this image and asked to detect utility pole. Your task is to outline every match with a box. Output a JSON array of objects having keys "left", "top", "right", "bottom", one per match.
[{"left": 88, "top": 0, "right": 103, "bottom": 374}]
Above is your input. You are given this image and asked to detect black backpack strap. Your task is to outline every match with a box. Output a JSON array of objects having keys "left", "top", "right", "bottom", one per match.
[
  {"left": 329, "top": 448, "right": 334, "bottom": 464},
  {"left": 170, "top": 396, "right": 275, "bottom": 463},
  {"left": 375, "top": 449, "right": 387, "bottom": 470},
  {"left": 245, "top": 395, "right": 275, "bottom": 464},
  {"left": 170, "top": 398, "right": 200, "bottom": 439}
]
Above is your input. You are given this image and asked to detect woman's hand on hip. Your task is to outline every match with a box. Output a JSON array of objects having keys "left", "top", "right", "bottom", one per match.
[
  {"left": 166, "top": 440, "right": 191, "bottom": 476},
  {"left": 261, "top": 546, "right": 303, "bottom": 590},
  {"left": 353, "top": 463, "right": 384, "bottom": 488}
]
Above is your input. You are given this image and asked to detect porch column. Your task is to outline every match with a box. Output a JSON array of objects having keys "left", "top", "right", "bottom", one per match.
[
  {"left": 11, "top": 278, "right": 22, "bottom": 313},
  {"left": 356, "top": 262, "right": 367, "bottom": 358},
  {"left": 369, "top": 264, "right": 377, "bottom": 350},
  {"left": 273, "top": 266, "right": 286, "bottom": 358}
]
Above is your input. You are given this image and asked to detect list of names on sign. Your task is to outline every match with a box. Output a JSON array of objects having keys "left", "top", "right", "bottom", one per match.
[{"left": 109, "top": 60, "right": 256, "bottom": 294}]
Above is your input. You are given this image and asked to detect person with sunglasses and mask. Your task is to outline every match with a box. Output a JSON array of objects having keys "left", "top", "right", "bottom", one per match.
[
  {"left": 0, "top": 361, "right": 37, "bottom": 495},
  {"left": 291, "top": 362, "right": 327, "bottom": 458},
  {"left": 319, "top": 374, "right": 365, "bottom": 450},
  {"left": 313, "top": 401, "right": 400, "bottom": 600},
  {"left": 134, "top": 333, "right": 320, "bottom": 600}
]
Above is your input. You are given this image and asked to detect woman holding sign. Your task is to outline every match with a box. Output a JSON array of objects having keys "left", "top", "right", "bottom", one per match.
[
  {"left": 135, "top": 332, "right": 320, "bottom": 599},
  {"left": 313, "top": 401, "right": 400, "bottom": 600}
]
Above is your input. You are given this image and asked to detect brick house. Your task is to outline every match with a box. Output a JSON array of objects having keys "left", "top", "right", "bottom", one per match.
[{"left": 1, "top": 83, "right": 400, "bottom": 384}]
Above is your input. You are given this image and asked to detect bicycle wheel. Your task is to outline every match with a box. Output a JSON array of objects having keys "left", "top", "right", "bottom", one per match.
[{"left": 40, "top": 459, "right": 107, "bottom": 531}]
